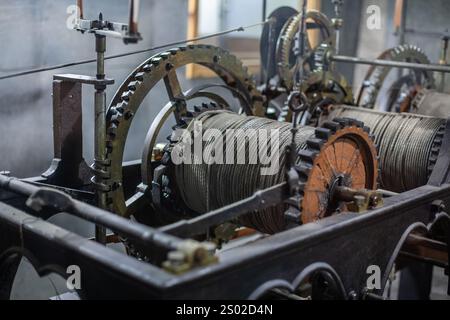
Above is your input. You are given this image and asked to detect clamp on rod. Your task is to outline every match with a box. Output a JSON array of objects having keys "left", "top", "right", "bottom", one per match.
[
  {"left": 73, "top": 0, "right": 142, "bottom": 44},
  {"left": 128, "top": 0, "right": 140, "bottom": 35},
  {"left": 331, "top": 0, "right": 344, "bottom": 54},
  {"left": 77, "top": 0, "right": 83, "bottom": 19}
]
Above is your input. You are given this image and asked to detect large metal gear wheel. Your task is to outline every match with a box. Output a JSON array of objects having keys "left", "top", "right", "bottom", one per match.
[
  {"left": 276, "top": 10, "right": 336, "bottom": 90},
  {"left": 260, "top": 6, "right": 299, "bottom": 82},
  {"left": 357, "top": 44, "right": 435, "bottom": 111},
  {"left": 105, "top": 45, "right": 264, "bottom": 218}
]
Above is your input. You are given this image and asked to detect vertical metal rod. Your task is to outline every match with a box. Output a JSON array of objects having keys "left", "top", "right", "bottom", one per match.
[
  {"left": 447, "top": 223, "right": 450, "bottom": 295},
  {"left": 397, "top": 0, "right": 407, "bottom": 79},
  {"left": 294, "top": 0, "right": 308, "bottom": 87},
  {"left": 264, "top": 18, "right": 276, "bottom": 87},
  {"left": 94, "top": 30, "right": 108, "bottom": 245},
  {"left": 262, "top": 0, "right": 267, "bottom": 24},
  {"left": 439, "top": 36, "right": 449, "bottom": 91},
  {"left": 398, "top": 0, "right": 407, "bottom": 45},
  {"left": 331, "top": 0, "right": 344, "bottom": 55},
  {"left": 128, "top": 0, "right": 140, "bottom": 34},
  {"left": 77, "top": 0, "right": 84, "bottom": 19},
  {"left": 260, "top": 0, "right": 267, "bottom": 85}
]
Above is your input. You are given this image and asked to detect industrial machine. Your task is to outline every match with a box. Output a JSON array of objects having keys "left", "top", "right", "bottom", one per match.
[{"left": 0, "top": 1, "right": 449, "bottom": 300}]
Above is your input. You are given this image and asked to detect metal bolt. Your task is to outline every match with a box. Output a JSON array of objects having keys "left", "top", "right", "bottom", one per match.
[
  {"left": 348, "top": 291, "right": 358, "bottom": 300},
  {"left": 124, "top": 111, "right": 134, "bottom": 120},
  {"left": 168, "top": 251, "right": 185, "bottom": 263}
]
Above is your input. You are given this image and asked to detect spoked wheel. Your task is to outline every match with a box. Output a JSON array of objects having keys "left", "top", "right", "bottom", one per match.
[
  {"left": 105, "top": 45, "right": 264, "bottom": 218},
  {"left": 276, "top": 10, "right": 336, "bottom": 90},
  {"left": 357, "top": 44, "right": 435, "bottom": 111}
]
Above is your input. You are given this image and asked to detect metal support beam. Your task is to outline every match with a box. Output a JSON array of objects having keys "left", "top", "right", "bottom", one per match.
[
  {"left": 0, "top": 174, "right": 198, "bottom": 253},
  {"left": 331, "top": 55, "right": 450, "bottom": 73}
]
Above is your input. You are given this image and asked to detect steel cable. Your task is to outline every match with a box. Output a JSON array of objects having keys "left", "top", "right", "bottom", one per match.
[
  {"left": 0, "top": 20, "right": 270, "bottom": 81},
  {"left": 174, "top": 111, "right": 314, "bottom": 234},
  {"left": 326, "top": 106, "right": 444, "bottom": 192}
]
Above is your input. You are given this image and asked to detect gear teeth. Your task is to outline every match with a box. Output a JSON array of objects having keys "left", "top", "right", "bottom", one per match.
[
  {"left": 121, "top": 91, "right": 133, "bottom": 101},
  {"left": 342, "top": 117, "right": 364, "bottom": 128},
  {"left": 111, "top": 113, "right": 122, "bottom": 125},
  {"left": 323, "top": 121, "right": 342, "bottom": 133},
  {"left": 427, "top": 124, "right": 445, "bottom": 177},
  {"left": 151, "top": 57, "right": 162, "bottom": 66},
  {"left": 296, "top": 165, "right": 312, "bottom": 180},
  {"left": 109, "top": 106, "right": 119, "bottom": 116},
  {"left": 285, "top": 195, "right": 302, "bottom": 209},
  {"left": 160, "top": 53, "right": 171, "bottom": 60},
  {"left": 116, "top": 102, "right": 126, "bottom": 114},
  {"left": 298, "top": 150, "right": 318, "bottom": 164},
  {"left": 333, "top": 118, "right": 351, "bottom": 127},
  {"left": 128, "top": 81, "right": 139, "bottom": 91},
  {"left": 143, "top": 64, "right": 153, "bottom": 72},
  {"left": 108, "top": 125, "right": 118, "bottom": 138},
  {"left": 185, "top": 111, "right": 194, "bottom": 118},
  {"left": 172, "top": 120, "right": 187, "bottom": 131},
  {"left": 134, "top": 72, "right": 145, "bottom": 81},
  {"left": 306, "top": 138, "right": 325, "bottom": 150},
  {"left": 168, "top": 132, "right": 179, "bottom": 143},
  {"left": 179, "top": 118, "right": 191, "bottom": 127},
  {"left": 315, "top": 128, "right": 332, "bottom": 139}
]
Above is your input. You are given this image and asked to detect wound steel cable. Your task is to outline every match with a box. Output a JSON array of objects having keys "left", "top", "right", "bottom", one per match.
[
  {"left": 174, "top": 111, "right": 314, "bottom": 234},
  {"left": 325, "top": 106, "right": 445, "bottom": 193}
]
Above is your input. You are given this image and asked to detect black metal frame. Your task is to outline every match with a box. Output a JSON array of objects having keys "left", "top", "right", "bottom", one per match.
[{"left": 0, "top": 76, "right": 449, "bottom": 300}]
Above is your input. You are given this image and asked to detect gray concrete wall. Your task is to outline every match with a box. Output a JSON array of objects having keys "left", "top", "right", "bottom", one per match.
[
  {"left": 0, "top": 0, "right": 188, "bottom": 178},
  {"left": 1, "top": 0, "right": 190, "bottom": 299}
]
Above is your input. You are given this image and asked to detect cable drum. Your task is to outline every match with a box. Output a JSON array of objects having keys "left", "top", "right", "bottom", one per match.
[
  {"left": 173, "top": 110, "right": 314, "bottom": 234},
  {"left": 322, "top": 106, "right": 445, "bottom": 193},
  {"left": 171, "top": 110, "right": 379, "bottom": 234}
]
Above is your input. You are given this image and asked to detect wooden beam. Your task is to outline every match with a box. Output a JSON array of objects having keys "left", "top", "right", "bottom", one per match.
[
  {"left": 186, "top": 0, "right": 199, "bottom": 79},
  {"left": 298, "top": 0, "right": 322, "bottom": 49},
  {"left": 394, "top": 0, "right": 404, "bottom": 31}
]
